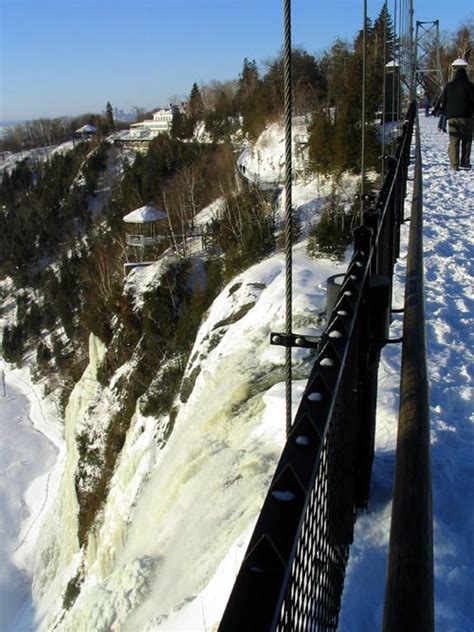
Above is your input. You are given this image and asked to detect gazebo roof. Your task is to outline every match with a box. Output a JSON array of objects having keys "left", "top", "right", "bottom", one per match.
[
  {"left": 451, "top": 58, "right": 468, "bottom": 67},
  {"left": 76, "top": 124, "right": 97, "bottom": 134},
  {"left": 123, "top": 204, "right": 167, "bottom": 223}
]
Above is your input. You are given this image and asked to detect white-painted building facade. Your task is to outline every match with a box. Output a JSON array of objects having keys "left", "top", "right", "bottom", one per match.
[{"left": 126, "top": 106, "right": 176, "bottom": 140}]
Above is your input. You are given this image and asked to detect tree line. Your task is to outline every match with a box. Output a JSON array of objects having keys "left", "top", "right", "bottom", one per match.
[{"left": 0, "top": 102, "right": 118, "bottom": 153}]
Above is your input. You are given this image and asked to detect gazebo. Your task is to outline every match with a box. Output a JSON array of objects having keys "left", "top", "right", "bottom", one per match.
[
  {"left": 75, "top": 124, "right": 97, "bottom": 140},
  {"left": 123, "top": 204, "right": 168, "bottom": 248}
]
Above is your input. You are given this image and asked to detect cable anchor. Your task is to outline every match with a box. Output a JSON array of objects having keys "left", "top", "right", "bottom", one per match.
[{"left": 270, "top": 333, "right": 320, "bottom": 349}]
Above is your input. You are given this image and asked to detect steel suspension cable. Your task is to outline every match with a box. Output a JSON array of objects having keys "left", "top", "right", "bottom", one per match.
[
  {"left": 283, "top": 0, "right": 293, "bottom": 436},
  {"left": 409, "top": 0, "right": 415, "bottom": 99},
  {"left": 381, "top": 0, "right": 388, "bottom": 180},
  {"left": 391, "top": 0, "right": 398, "bottom": 133},
  {"left": 397, "top": 0, "right": 403, "bottom": 117},
  {"left": 406, "top": 0, "right": 410, "bottom": 76},
  {"left": 403, "top": 0, "right": 409, "bottom": 84},
  {"left": 401, "top": 0, "right": 406, "bottom": 79},
  {"left": 360, "top": 0, "right": 367, "bottom": 220}
]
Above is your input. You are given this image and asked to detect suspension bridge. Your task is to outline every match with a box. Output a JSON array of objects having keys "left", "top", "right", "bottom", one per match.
[{"left": 216, "top": 0, "right": 471, "bottom": 630}]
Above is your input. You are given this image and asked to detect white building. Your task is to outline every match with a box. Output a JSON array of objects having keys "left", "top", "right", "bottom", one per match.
[{"left": 127, "top": 106, "right": 176, "bottom": 140}]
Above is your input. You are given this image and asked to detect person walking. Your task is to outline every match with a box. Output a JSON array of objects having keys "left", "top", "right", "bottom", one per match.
[
  {"left": 424, "top": 94, "right": 431, "bottom": 117},
  {"left": 439, "top": 58, "right": 474, "bottom": 170},
  {"left": 433, "top": 93, "right": 447, "bottom": 132}
]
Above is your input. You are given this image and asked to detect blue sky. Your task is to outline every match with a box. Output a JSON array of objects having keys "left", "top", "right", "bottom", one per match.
[{"left": 0, "top": 0, "right": 472, "bottom": 121}]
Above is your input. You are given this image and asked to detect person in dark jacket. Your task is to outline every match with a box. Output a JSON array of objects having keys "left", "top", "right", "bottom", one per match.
[
  {"left": 424, "top": 94, "right": 431, "bottom": 117},
  {"left": 432, "top": 93, "right": 447, "bottom": 132},
  {"left": 439, "top": 60, "right": 474, "bottom": 170}
]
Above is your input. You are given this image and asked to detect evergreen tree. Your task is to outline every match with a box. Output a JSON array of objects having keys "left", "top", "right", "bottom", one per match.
[
  {"left": 105, "top": 101, "right": 115, "bottom": 131},
  {"left": 372, "top": 5, "right": 396, "bottom": 64},
  {"left": 308, "top": 110, "right": 335, "bottom": 172},
  {"left": 370, "top": 7, "right": 396, "bottom": 118},
  {"left": 171, "top": 109, "right": 194, "bottom": 139},
  {"left": 188, "top": 83, "right": 204, "bottom": 121},
  {"left": 320, "top": 39, "right": 352, "bottom": 113},
  {"left": 237, "top": 58, "right": 259, "bottom": 102},
  {"left": 262, "top": 48, "right": 325, "bottom": 115},
  {"left": 205, "top": 91, "right": 236, "bottom": 141}
]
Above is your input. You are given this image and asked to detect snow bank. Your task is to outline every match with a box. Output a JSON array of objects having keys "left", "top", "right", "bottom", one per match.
[
  {"left": 0, "top": 365, "right": 64, "bottom": 632},
  {"left": 0, "top": 141, "right": 75, "bottom": 175},
  {"left": 237, "top": 119, "right": 308, "bottom": 187}
]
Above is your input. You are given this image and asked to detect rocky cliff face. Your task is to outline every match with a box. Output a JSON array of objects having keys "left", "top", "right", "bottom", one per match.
[
  {"left": 32, "top": 233, "right": 345, "bottom": 630},
  {"left": 28, "top": 119, "right": 355, "bottom": 630},
  {"left": 33, "top": 334, "right": 107, "bottom": 625}
]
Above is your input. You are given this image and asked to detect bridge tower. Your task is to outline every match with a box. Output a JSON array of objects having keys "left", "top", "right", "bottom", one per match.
[{"left": 412, "top": 20, "right": 444, "bottom": 99}]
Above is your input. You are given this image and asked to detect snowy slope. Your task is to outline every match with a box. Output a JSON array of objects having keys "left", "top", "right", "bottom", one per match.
[
  {"left": 33, "top": 217, "right": 349, "bottom": 632},
  {"left": 339, "top": 116, "right": 474, "bottom": 630},
  {"left": 26, "top": 119, "right": 356, "bottom": 631},
  {"left": 3, "top": 114, "right": 471, "bottom": 632},
  {"left": 237, "top": 118, "right": 309, "bottom": 187},
  {"left": 0, "top": 142, "right": 75, "bottom": 175}
]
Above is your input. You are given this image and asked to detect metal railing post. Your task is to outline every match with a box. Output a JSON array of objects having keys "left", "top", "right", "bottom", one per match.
[{"left": 354, "top": 274, "right": 391, "bottom": 507}]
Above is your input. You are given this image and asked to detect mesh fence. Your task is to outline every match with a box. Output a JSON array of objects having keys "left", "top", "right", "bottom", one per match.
[{"left": 218, "top": 103, "right": 416, "bottom": 632}]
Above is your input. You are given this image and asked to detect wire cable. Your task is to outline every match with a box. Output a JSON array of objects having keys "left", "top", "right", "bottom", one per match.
[
  {"left": 360, "top": 0, "right": 367, "bottom": 220},
  {"left": 391, "top": 0, "right": 397, "bottom": 135},
  {"left": 381, "top": 0, "right": 388, "bottom": 180},
  {"left": 283, "top": 0, "right": 293, "bottom": 436}
]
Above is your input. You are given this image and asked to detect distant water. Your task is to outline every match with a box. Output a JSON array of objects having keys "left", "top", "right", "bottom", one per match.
[
  {"left": 0, "top": 121, "right": 24, "bottom": 139},
  {"left": 0, "top": 120, "right": 23, "bottom": 127}
]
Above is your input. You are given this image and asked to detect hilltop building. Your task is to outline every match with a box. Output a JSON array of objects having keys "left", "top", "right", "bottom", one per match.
[{"left": 118, "top": 106, "right": 178, "bottom": 145}]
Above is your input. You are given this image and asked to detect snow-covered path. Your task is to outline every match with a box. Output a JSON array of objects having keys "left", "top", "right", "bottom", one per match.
[
  {"left": 340, "top": 115, "right": 473, "bottom": 630},
  {"left": 0, "top": 369, "right": 64, "bottom": 632},
  {"left": 420, "top": 116, "right": 474, "bottom": 631}
]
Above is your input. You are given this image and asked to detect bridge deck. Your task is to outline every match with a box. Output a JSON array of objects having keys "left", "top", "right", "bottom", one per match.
[{"left": 338, "top": 115, "right": 474, "bottom": 631}]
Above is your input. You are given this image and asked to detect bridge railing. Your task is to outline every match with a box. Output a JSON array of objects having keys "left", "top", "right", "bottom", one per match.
[
  {"left": 218, "top": 101, "right": 417, "bottom": 632},
  {"left": 382, "top": 110, "right": 434, "bottom": 632}
]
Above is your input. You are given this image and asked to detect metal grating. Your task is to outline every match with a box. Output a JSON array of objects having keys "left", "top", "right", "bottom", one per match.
[{"left": 218, "top": 102, "right": 416, "bottom": 632}]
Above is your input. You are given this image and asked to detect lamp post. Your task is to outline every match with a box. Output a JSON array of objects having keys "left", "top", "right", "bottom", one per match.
[{"left": 385, "top": 60, "right": 401, "bottom": 123}]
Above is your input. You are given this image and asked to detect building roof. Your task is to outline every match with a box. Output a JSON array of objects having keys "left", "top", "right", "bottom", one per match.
[
  {"left": 123, "top": 204, "right": 167, "bottom": 223},
  {"left": 451, "top": 58, "right": 468, "bottom": 67},
  {"left": 76, "top": 124, "right": 97, "bottom": 134},
  {"left": 152, "top": 109, "right": 174, "bottom": 120},
  {"left": 130, "top": 120, "right": 171, "bottom": 129}
]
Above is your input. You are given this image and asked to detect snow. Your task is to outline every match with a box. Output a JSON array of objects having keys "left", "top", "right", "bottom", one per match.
[
  {"left": 42, "top": 237, "right": 345, "bottom": 632},
  {"left": 237, "top": 118, "right": 309, "bottom": 187},
  {"left": 0, "top": 141, "right": 75, "bottom": 176},
  {"left": 123, "top": 205, "right": 167, "bottom": 224},
  {"left": 193, "top": 197, "right": 225, "bottom": 227},
  {"left": 1, "top": 114, "right": 472, "bottom": 631},
  {"left": 29, "top": 119, "right": 347, "bottom": 629},
  {"left": 339, "top": 115, "right": 474, "bottom": 630},
  {"left": 123, "top": 253, "right": 179, "bottom": 308},
  {"left": 0, "top": 366, "right": 64, "bottom": 632},
  {"left": 75, "top": 125, "right": 96, "bottom": 134}
]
